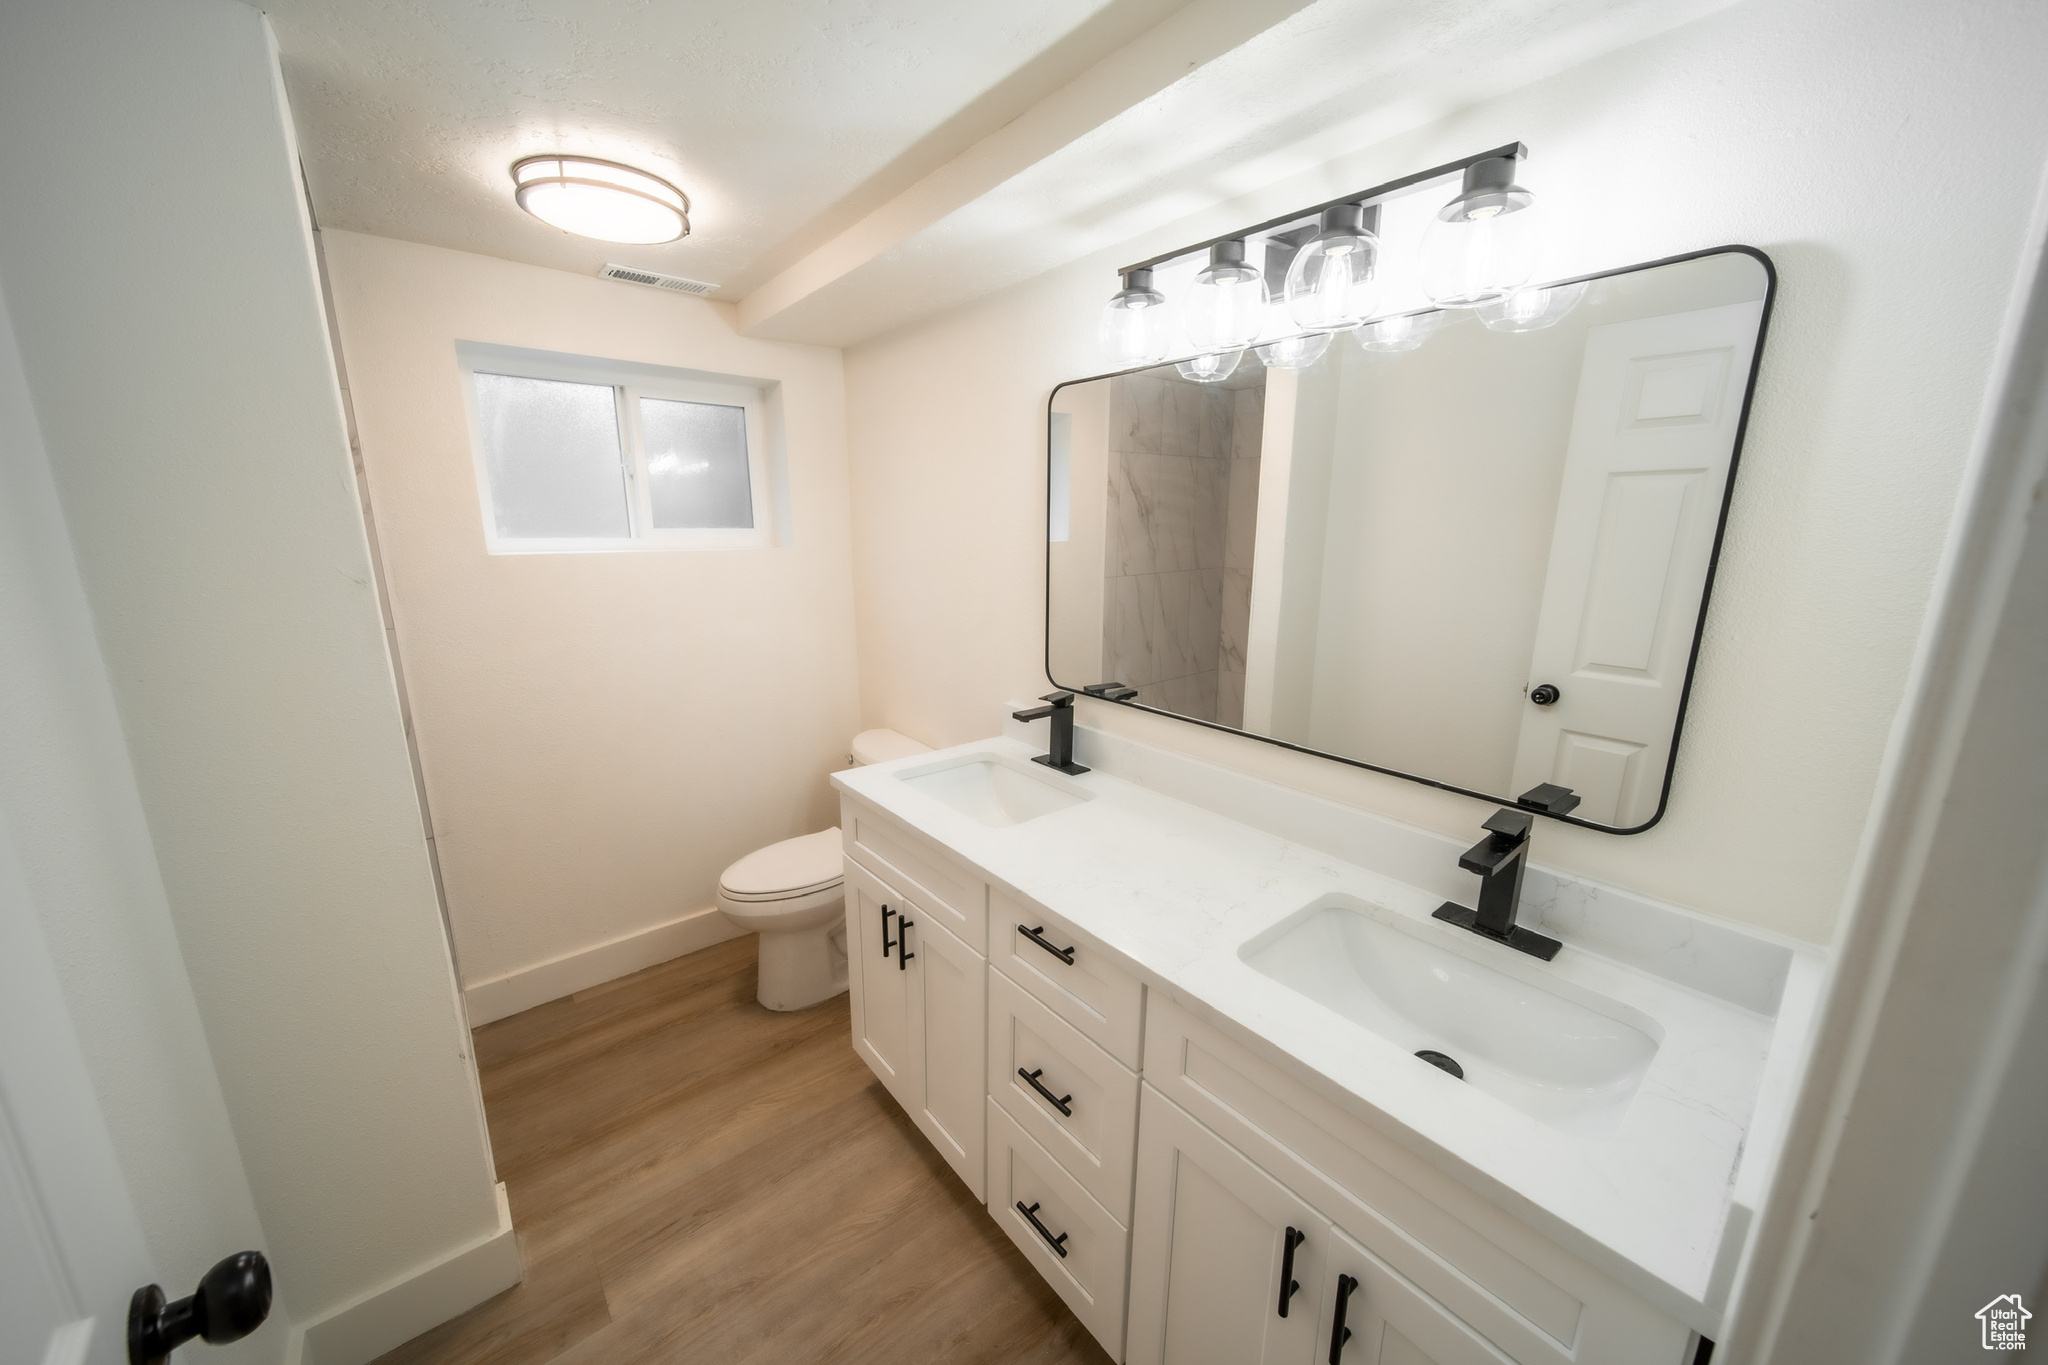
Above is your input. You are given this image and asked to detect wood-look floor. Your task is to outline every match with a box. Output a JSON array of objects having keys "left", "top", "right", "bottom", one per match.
[{"left": 373, "top": 936, "right": 1114, "bottom": 1365}]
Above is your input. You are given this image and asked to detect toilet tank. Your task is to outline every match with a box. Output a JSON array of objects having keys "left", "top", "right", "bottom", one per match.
[{"left": 851, "top": 728, "right": 930, "bottom": 767}]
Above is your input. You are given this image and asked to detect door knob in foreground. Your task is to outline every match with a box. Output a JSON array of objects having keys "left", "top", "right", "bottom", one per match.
[
  {"left": 1529, "top": 683, "right": 1561, "bottom": 705},
  {"left": 129, "top": 1250, "right": 272, "bottom": 1365}
]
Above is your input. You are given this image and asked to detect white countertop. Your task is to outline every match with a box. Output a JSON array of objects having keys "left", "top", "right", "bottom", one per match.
[{"left": 831, "top": 725, "right": 1824, "bottom": 1335}]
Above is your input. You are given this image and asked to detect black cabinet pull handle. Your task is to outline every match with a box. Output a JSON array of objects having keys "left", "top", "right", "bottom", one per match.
[
  {"left": 897, "top": 918, "right": 915, "bottom": 970},
  {"left": 1016, "top": 1201, "right": 1070, "bottom": 1258},
  {"left": 130, "top": 1251, "right": 272, "bottom": 1365},
  {"left": 1019, "top": 924, "right": 1076, "bottom": 965},
  {"left": 1328, "top": 1273, "right": 1359, "bottom": 1362},
  {"left": 880, "top": 904, "right": 896, "bottom": 959},
  {"left": 1018, "top": 1067, "right": 1073, "bottom": 1116},
  {"left": 1278, "top": 1226, "right": 1305, "bottom": 1317}
]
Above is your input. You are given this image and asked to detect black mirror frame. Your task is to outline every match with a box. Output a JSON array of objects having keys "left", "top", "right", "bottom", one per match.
[{"left": 1043, "top": 244, "right": 1778, "bottom": 834}]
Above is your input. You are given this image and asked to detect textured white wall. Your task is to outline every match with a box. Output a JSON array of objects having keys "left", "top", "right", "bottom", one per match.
[
  {"left": 844, "top": 0, "right": 2048, "bottom": 945},
  {"left": 320, "top": 231, "right": 863, "bottom": 991},
  {"left": 0, "top": 0, "right": 502, "bottom": 1341}
]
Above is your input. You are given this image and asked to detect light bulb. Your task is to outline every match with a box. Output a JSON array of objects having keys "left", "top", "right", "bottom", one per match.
[
  {"left": 1098, "top": 268, "right": 1171, "bottom": 364},
  {"left": 1284, "top": 204, "right": 1382, "bottom": 332},
  {"left": 1354, "top": 311, "right": 1445, "bottom": 354},
  {"left": 1475, "top": 280, "right": 1587, "bottom": 333},
  {"left": 1182, "top": 241, "right": 1267, "bottom": 351},
  {"left": 1418, "top": 155, "right": 1540, "bottom": 308},
  {"left": 1254, "top": 332, "right": 1333, "bottom": 370},
  {"left": 1176, "top": 350, "right": 1244, "bottom": 384},
  {"left": 511, "top": 155, "right": 689, "bottom": 244}
]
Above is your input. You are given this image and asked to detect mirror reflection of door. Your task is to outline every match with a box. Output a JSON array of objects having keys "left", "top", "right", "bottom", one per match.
[
  {"left": 1046, "top": 249, "right": 1772, "bottom": 832},
  {"left": 1510, "top": 301, "right": 1763, "bottom": 826}
]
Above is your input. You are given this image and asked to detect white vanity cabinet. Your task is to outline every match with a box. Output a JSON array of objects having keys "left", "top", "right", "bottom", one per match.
[
  {"left": 842, "top": 819, "right": 989, "bottom": 1200},
  {"left": 837, "top": 782, "right": 1705, "bottom": 1365}
]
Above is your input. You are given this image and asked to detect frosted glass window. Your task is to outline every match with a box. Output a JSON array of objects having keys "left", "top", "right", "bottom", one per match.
[
  {"left": 640, "top": 397, "right": 753, "bottom": 529},
  {"left": 474, "top": 373, "right": 628, "bottom": 539}
]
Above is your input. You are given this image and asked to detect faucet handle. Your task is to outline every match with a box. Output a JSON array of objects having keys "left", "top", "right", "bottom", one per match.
[
  {"left": 1040, "top": 691, "right": 1076, "bottom": 707},
  {"left": 1516, "top": 782, "right": 1581, "bottom": 816},
  {"left": 1481, "top": 807, "right": 1534, "bottom": 842}
]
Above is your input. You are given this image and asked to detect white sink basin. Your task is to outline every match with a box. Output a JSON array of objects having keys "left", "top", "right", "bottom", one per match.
[
  {"left": 896, "top": 754, "right": 1091, "bottom": 828},
  {"left": 1242, "top": 896, "right": 1662, "bottom": 1137}
]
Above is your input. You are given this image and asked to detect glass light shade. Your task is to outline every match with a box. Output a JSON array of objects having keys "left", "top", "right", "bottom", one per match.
[
  {"left": 1354, "top": 311, "right": 1446, "bottom": 354},
  {"left": 1418, "top": 156, "right": 1540, "bottom": 307},
  {"left": 1476, "top": 280, "right": 1588, "bottom": 333},
  {"left": 512, "top": 156, "right": 690, "bottom": 244},
  {"left": 1254, "top": 331, "right": 1333, "bottom": 370},
  {"left": 1098, "top": 269, "right": 1172, "bottom": 365},
  {"left": 1175, "top": 350, "right": 1244, "bottom": 384},
  {"left": 1284, "top": 207, "right": 1382, "bottom": 331},
  {"left": 1183, "top": 242, "right": 1267, "bottom": 351}
]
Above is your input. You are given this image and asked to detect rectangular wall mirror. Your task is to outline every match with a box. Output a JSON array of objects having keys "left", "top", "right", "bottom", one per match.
[{"left": 1046, "top": 247, "right": 1774, "bottom": 832}]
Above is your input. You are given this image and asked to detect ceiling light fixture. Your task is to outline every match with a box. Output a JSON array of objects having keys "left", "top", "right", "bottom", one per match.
[
  {"left": 1254, "top": 332, "right": 1333, "bottom": 370},
  {"left": 511, "top": 155, "right": 690, "bottom": 245},
  {"left": 1476, "top": 280, "right": 1587, "bottom": 332},
  {"left": 1355, "top": 311, "right": 1446, "bottom": 354},
  {"left": 1175, "top": 350, "right": 1244, "bottom": 384}
]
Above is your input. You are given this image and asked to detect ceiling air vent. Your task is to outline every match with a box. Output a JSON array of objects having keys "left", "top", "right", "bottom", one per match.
[{"left": 599, "top": 263, "right": 717, "bottom": 296}]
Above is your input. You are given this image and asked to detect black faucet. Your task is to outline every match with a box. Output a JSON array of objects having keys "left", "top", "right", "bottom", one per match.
[
  {"left": 1012, "top": 691, "right": 1089, "bottom": 775},
  {"left": 1432, "top": 806, "right": 1564, "bottom": 960}
]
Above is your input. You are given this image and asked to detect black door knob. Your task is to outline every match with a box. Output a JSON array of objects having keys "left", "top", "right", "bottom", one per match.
[
  {"left": 129, "top": 1251, "right": 272, "bottom": 1365},
  {"left": 1529, "top": 683, "right": 1561, "bottom": 706}
]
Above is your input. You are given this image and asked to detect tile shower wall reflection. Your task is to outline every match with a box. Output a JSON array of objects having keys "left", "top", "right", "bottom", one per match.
[{"left": 1102, "top": 371, "right": 1263, "bottom": 724}]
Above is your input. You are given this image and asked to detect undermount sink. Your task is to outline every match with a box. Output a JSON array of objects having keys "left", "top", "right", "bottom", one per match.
[
  {"left": 897, "top": 754, "right": 1092, "bottom": 828},
  {"left": 1242, "top": 896, "right": 1662, "bottom": 1137}
]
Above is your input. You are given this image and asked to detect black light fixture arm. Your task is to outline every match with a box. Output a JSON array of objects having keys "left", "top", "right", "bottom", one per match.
[{"left": 1117, "top": 141, "right": 1526, "bottom": 278}]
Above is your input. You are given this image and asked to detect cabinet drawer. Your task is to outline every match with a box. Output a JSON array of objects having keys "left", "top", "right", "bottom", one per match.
[
  {"left": 843, "top": 796, "right": 988, "bottom": 952},
  {"left": 989, "top": 968, "right": 1140, "bottom": 1220},
  {"left": 1144, "top": 997, "right": 1690, "bottom": 1365},
  {"left": 988, "top": 1100, "right": 1131, "bottom": 1360},
  {"left": 994, "top": 888, "right": 1144, "bottom": 1067}
]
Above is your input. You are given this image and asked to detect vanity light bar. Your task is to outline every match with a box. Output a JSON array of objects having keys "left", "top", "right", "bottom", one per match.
[{"left": 1115, "top": 141, "right": 1526, "bottom": 277}]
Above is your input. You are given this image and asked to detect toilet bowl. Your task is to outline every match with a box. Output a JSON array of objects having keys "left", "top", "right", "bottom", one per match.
[{"left": 716, "top": 728, "right": 931, "bottom": 1010}]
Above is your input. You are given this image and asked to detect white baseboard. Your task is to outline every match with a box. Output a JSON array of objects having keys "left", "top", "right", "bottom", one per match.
[
  {"left": 288, "top": 1182, "right": 520, "bottom": 1365},
  {"left": 462, "top": 906, "right": 747, "bottom": 1027}
]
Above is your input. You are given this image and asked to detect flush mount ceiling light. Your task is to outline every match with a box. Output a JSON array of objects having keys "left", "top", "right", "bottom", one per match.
[{"left": 511, "top": 155, "right": 690, "bottom": 245}]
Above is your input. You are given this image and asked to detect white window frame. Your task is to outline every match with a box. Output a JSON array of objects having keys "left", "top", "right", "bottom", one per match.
[{"left": 456, "top": 342, "right": 772, "bottom": 555}]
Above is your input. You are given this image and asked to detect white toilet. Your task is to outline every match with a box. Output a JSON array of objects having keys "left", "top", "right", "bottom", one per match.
[{"left": 716, "top": 728, "right": 931, "bottom": 1010}]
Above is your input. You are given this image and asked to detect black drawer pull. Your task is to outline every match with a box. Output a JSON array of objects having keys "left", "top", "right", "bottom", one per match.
[
  {"left": 897, "top": 917, "right": 915, "bottom": 970},
  {"left": 1328, "top": 1273, "right": 1358, "bottom": 1362},
  {"left": 1018, "top": 1067, "right": 1073, "bottom": 1116},
  {"left": 880, "top": 904, "right": 896, "bottom": 959},
  {"left": 1019, "top": 924, "right": 1076, "bottom": 965},
  {"left": 1016, "top": 1201, "right": 1070, "bottom": 1258},
  {"left": 1278, "top": 1226, "right": 1305, "bottom": 1317}
]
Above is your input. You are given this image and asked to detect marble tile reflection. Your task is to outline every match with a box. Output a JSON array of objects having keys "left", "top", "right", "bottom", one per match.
[
  {"left": 1224, "top": 458, "right": 1261, "bottom": 571},
  {"left": 1217, "top": 668, "right": 1246, "bottom": 728},
  {"left": 1232, "top": 387, "right": 1266, "bottom": 459},
  {"left": 1219, "top": 567, "right": 1252, "bottom": 673}
]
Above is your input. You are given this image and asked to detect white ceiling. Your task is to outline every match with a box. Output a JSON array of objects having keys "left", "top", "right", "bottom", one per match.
[{"left": 268, "top": 0, "right": 1737, "bottom": 348}]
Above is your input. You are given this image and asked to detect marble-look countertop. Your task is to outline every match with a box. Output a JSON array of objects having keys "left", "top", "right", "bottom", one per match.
[{"left": 832, "top": 732, "right": 1823, "bottom": 1335}]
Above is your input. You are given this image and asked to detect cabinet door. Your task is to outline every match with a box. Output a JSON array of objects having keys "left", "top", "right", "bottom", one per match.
[
  {"left": 846, "top": 860, "right": 918, "bottom": 1110},
  {"left": 905, "top": 910, "right": 986, "bottom": 1199},
  {"left": 1311, "top": 1223, "right": 1512, "bottom": 1365},
  {"left": 1127, "top": 1085, "right": 1325, "bottom": 1365}
]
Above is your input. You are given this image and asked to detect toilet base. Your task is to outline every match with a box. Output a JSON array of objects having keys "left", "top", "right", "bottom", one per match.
[{"left": 751, "top": 918, "right": 849, "bottom": 1011}]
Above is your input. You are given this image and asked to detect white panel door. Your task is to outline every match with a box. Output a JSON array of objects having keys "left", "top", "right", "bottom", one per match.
[
  {"left": 1310, "top": 1222, "right": 1513, "bottom": 1365},
  {"left": 1127, "top": 1085, "right": 1325, "bottom": 1365},
  {"left": 846, "top": 859, "right": 919, "bottom": 1112},
  {"left": 906, "top": 910, "right": 987, "bottom": 1199},
  {"left": 1511, "top": 301, "right": 1764, "bottom": 826},
  {"left": 1, "top": 812, "right": 153, "bottom": 1365}
]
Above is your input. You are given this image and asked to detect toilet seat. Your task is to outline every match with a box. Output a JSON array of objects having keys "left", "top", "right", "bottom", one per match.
[{"left": 718, "top": 828, "right": 843, "bottom": 903}]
